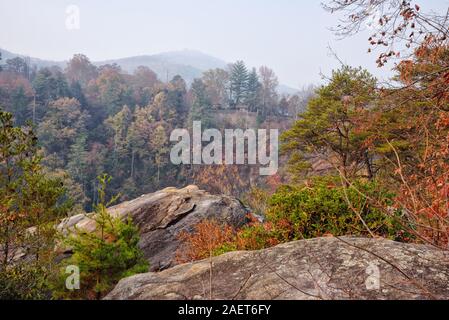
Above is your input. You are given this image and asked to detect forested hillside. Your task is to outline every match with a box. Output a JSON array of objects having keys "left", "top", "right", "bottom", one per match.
[
  {"left": 0, "top": 53, "right": 309, "bottom": 211},
  {"left": 1, "top": 0, "right": 448, "bottom": 302}
]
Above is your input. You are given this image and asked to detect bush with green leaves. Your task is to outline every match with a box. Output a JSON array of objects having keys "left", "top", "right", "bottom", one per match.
[
  {"left": 0, "top": 264, "right": 50, "bottom": 300},
  {"left": 219, "top": 178, "right": 408, "bottom": 252},
  {"left": 263, "top": 178, "right": 403, "bottom": 241},
  {"left": 54, "top": 174, "right": 148, "bottom": 300}
]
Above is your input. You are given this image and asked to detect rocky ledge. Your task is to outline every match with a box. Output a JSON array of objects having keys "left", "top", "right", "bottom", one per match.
[
  {"left": 105, "top": 236, "right": 449, "bottom": 300},
  {"left": 60, "top": 185, "right": 250, "bottom": 271}
]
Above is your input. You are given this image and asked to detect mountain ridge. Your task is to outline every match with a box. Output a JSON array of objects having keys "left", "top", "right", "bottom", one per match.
[{"left": 0, "top": 47, "right": 299, "bottom": 94}]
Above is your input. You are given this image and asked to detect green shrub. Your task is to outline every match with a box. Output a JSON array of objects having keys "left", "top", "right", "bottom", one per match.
[
  {"left": 264, "top": 178, "right": 402, "bottom": 241},
  {"left": 0, "top": 264, "right": 50, "bottom": 300},
  {"left": 54, "top": 174, "right": 148, "bottom": 300},
  {"left": 214, "top": 178, "right": 407, "bottom": 254}
]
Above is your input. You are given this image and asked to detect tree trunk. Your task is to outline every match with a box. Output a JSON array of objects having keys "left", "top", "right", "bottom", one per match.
[
  {"left": 364, "top": 150, "right": 374, "bottom": 180},
  {"left": 130, "top": 150, "right": 135, "bottom": 178}
]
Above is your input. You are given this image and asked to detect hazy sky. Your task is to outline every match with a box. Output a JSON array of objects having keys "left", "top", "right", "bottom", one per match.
[{"left": 0, "top": 0, "right": 447, "bottom": 88}]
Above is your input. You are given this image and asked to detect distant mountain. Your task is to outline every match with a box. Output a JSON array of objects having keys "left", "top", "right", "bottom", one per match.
[
  {"left": 278, "top": 84, "right": 299, "bottom": 96},
  {"left": 0, "top": 48, "right": 65, "bottom": 69},
  {"left": 0, "top": 48, "right": 298, "bottom": 94},
  {"left": 95, "top": 50, "right": 227, "bottom": 84}
]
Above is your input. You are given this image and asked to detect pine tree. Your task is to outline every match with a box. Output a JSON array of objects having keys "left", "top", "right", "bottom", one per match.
[
  {"left": 151, "top": 125, "right": 169, "bottom": 184},
  {"left": 67, "top": 133, "right": 90, "bottom": 209},
  {"left": 0, "top": 108, "right": 70, "bottom": 299},
  {"left": 38, "top": 97, "right": 88, "bottom": 154},
  {"left": 230, "top": 61, "right": 249, "bottom": 108},
  {"left": 244, "top": 68, "right": 261, "bottom": 112},
  {"left": 127, "top": 106, "right": 154, "bottom": 182},
  {"left": 281, "top": 66, "right": 377, "bottom": 181},
  {"left": 56, "top": 174, "right": 148, "bottom": 300},
  {"left": 188, "top": 79, "right": 213, "bottom": 128}
]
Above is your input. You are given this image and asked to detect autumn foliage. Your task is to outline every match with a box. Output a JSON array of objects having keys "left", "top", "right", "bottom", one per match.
[
  {"left": 383, "top": 42, "right": 449, "bottom": 246},
  {"left": 176, "top": 219, "right": 235, "bottom": 263}
]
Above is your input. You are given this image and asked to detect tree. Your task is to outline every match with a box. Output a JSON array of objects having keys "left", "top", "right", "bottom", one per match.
[
  {"left": 106, "top": 105, "right": 132, "bottom": 160},
  {"left": 324, "top": 0, "right": 449, "bottom": 68},
  {"left": 69, "top": 81, "right": 87, "bottom": 108},
  {"left": 127, "top": 106, "right": 153, "bottom": 179},
  {"left": 1, "top": 109, "right": 36, "bottom": 268},
  {"left": 5, "top": 57, "right": 30, "bottom": 78},
  {"left": 150, "top": 80, "right": 188, "bottom": 129},
  {"left": 66, "top": 134, "right": 90, "bottom": 209},
  {"left": 10, "top": 86, "right": 32, "bottom": 125},
  {"left": 188, "top": 79, "right": 213, "bottom": 128},
  {"left": 278, "top": 96, "right": 289, "bottom": 116},
  {"left": 281, "top": 66, "right": 378, "bottom": 182},
  {"left": 131, "top": 66, "right": 159, "bottom": 106},
  {"left": 65, "top": 54, "right": 98, "bottom": 88},
  {"left": 151, "top": 125, "right": 169, "bottom": 184},
  {"left": 167, "top": 75, "right": 188, "bottom": 126},
  {"left": 367, "top": 44, "right": 449, "bottom": 246},
  {"left": 287, "top": 86, "right": 316, "bottom": 120},
  {"left": 0, "top": 71, "right": 34, "bottom": 125},
  {"left": 0, "top": 109, "right": 70, "bottom": 298},
  {"left": 202, "top": 68, "right": 230, "bottom": 108},
  {"left": 56, "top": 174, "right": 148, "bottom": 299},
  {"left": 244, "top": 68, "right": 262, "bottom": 112},
  {"left": 37, "top": 97, "right": 89, "bottom": 162},
  {"left": 33, "top": 68, "right": 71, "bottom": 105},
  {"left": 229, "top": 61, "right": 249, "bottom": 108},
  {"left": 32, "top": 68, "right": 72, "bottom": 123},
  {"left": 259, "top": 66, "right": 279, "bottom": 115},
  {"left": 103, "top": 104, "right": 134, "bottom": 187},
  {"left": 91, "top": 64, "right": 132, "bottom": 117},
  {"left": 325, "top": 0, "right": 449, "bottom": 247}
]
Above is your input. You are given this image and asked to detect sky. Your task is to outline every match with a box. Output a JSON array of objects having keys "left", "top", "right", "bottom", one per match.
[{"left": 0, "top": 0, "right": 447, "bottom": 88}]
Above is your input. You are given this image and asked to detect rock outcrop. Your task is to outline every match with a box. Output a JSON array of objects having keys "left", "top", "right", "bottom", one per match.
[
  {"left": 60, "top": 185, "right": 250, "bottom": 271},
  {"left": 105, "top": 237, "right": 449, "bottom": 300}
]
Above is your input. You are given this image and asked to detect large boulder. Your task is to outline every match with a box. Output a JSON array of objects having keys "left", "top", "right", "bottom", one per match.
[
  {"left": 60, "top": 185, "right": 250, "bottom": 271},
  {"left": 105, "top": 237, "right": 449, "bottom": 300}
]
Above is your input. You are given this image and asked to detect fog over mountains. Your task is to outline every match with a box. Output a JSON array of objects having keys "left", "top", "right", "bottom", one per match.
[{"left": 0, "top": 48, "right": 299, "bottom": 95}]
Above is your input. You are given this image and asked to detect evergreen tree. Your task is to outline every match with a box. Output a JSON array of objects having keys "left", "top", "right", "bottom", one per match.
[
  {"left": 69, "top": 81, "right": 87, "bottom": 107},
  {"left": 56, "top": 174, "right": 148, "bottom": 300},
  {"left": 278, "top": 96, "right": 289, "bottom": 116},
  {"left": 33, "top": 68, "right": 71, "bottom": 108},
  {"left": 67, "top": 133, "right": 90, "bottom": 208},
  {"left": 229, "top": 61, "right": 249, "bottom": 108},
  {"left": 281, "top": 66, "right": 377, "bottom": 181},
  {"left": 127, "top": 106, "right": 154, "bottom": 182},
  {"left": 37, "top": 97, "right": 89, "bottom": 162},
  {"left": 244, "top": 68, "right": 261, "bottom": 112},
  {"left": 188, "top": 79, "right": 213, "bottom": 128},
  {"left": 0, "top": 108, "right": 70, "bottom": 299},
  {"left": 151, "top": 125, "right": 169, "bottom": 184},
  {"left": 10, "top": 86, "right": 32, "bottom": 125},
  {"left": 167, "top": 75, "right": 188, "bottom": 127},
  {"left": 5, "top": 57, "right": 30, "bottom": 78},
  {"left": 93, "top": 65, "right": 132, "bottom": 117}
]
